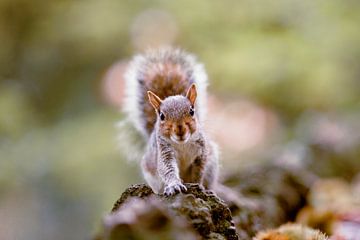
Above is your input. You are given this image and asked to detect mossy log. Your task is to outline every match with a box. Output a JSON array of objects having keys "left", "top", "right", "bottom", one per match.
[{"left": 95, "top": 165, "right": 313, "bottom": 240}]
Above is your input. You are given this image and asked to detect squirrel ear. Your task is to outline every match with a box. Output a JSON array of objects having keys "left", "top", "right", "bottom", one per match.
[
  {"left": 147, "top": 91, "right": 162, "bottom": 111},
  {"left": 186, "top": 83, "right": 197, "bottom": 106}
]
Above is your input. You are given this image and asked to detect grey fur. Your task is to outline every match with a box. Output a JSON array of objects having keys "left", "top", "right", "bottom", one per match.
[
  {"left": 122, "top": 47, "right": 218, "bottom": 195},
  {"left": 142, "top": 125, "right": 219, "bottom": 195},
  {"left": 123, "top": 47, "right": 208, "bottom": 139}
]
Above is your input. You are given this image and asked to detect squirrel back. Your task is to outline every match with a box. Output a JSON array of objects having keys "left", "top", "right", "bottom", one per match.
[{"left": 123, "top": 47, "right": 208, "bottom": 138}]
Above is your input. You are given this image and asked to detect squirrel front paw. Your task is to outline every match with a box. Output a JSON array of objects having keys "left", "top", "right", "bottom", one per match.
[{"left": 163, "top": 182, "right": 187, "bottom": 196}]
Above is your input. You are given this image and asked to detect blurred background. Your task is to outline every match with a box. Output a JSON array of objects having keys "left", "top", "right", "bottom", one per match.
[{"left": 0, "top": 1, "right": 359, "bottom": 239}]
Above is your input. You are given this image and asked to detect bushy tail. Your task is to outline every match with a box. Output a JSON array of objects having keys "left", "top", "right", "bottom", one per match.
[{"left": 123, "top": 47, "right": 209, "bottom": 139}]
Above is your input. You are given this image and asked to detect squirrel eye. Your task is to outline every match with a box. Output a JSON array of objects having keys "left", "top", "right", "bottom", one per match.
[
  {"left": 159, "top": 112, "right": 165, "bottom": 121},
  {"left": 189, "top": 107, "right": 195, "bottom": 116}
]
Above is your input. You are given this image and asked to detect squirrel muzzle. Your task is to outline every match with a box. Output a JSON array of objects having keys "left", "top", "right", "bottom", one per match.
[{"left": 170, "top": 123, "right": 191, "bottom": 144}]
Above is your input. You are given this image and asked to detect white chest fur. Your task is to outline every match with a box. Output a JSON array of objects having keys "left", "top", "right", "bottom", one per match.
[{"left": 172, "top": 141, "right": 201, "bottom": 174}]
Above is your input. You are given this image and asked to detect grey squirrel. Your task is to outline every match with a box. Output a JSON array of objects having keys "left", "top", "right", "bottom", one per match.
[{"left": 123, "top": 47, "right": 219, "bottom": 196}]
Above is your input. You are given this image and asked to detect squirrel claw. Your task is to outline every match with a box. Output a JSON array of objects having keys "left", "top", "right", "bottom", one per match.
[{"left": 164, "top": 182, "right": 187, "bottom": 196}]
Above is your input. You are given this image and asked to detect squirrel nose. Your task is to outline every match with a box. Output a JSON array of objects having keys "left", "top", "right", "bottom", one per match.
[{"left": 175, "top": 124, "right": 186, "bottom": 136}]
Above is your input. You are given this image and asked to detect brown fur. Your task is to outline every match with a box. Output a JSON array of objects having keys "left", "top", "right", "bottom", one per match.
[
  {"left": 126, "top": 48, "right": 218, "bottom": 196},
  {"left": 142, "top": 63, "right": 194, "bottom": 134},
  {"left": 159, "top": 115, "right": 197, "bottom": 140}
]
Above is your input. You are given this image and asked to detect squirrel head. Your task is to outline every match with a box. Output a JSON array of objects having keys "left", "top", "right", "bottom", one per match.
[{"left": 147, "top": 84, "right": 198, "bottom": 144}]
